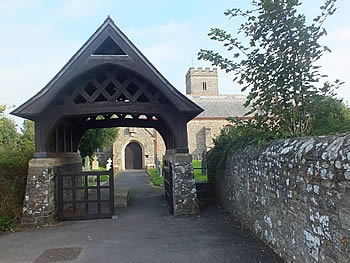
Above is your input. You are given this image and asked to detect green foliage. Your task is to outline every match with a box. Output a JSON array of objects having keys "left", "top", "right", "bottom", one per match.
[
  {"left": 17, "top": 120, "right": 35, "bottom": 160},
  {"left": 147, "top": 168, "right": 164, "bottom": 186},
  {"left": 0, "top": 114, "right": 19, "bottom": 151},
  {"left": 79, "top": 128, "right": 119, "bottom": 157},
  {"left": 207, "top": 122, "right": 257, "bottom": 176},
  {"left": 0, "top": 108, "right": 35, "bottom": 229},
  {"left": 0, "top": 215, "right": 16, "bottom": 232},
  {"left": 192, "top": 160, "right": 208, "bottom": 182},
  {"left": 147, "top": 161, "right": 208, "bottom": 186},
  {"left": 311, "top": 91, "right": 350, "bottom": 135},
  {"left": 200, "top": 0, "right": 350, "bottom": 175},
  {"left": 198, "top": 0, "right": 340, "bottom": 138}
]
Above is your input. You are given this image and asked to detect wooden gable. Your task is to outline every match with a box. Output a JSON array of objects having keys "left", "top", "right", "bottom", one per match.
[
  {"left": 11, "top": 17, "right": 202, "bottom": 121},
  {"left": 11, "top": 17, "right": 203, "bottom": 154}
]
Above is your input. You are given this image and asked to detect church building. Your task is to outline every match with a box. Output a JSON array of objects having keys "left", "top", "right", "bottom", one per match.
[{"left": 112, "top": 67, "right": 249, "bottom": 170}]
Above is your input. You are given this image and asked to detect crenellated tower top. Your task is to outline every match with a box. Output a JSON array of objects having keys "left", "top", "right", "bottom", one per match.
[{"left": 185, "top": 67, "right": 218, "bottom": 96}]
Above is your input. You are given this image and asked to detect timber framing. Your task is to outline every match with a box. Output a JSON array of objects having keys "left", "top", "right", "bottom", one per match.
[{"left": 12, "top": 17, "right": 203, "bottom": 156}]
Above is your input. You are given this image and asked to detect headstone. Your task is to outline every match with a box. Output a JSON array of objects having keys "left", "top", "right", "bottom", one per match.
[
  {"left": 156, "top": 158, "right": 162, "bottom": 177},
  {"left": 202, "top": 151, "right": 207, "bottom": 175},
  {"left": 106, "top": 158, "right": 112, "bottom": 170},
  {"left": 92, "top": 155, "right": 99, "bottom": 170},
  {"left": 83, "top": 156, "right": 91, "bottom": 170}
]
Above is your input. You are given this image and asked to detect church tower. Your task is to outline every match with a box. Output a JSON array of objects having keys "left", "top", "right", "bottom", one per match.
[{"left": 185, "top": 67, "right": 218, "bottom": 96}]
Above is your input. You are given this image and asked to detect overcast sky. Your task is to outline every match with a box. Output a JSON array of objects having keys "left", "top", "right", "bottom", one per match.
[{"left": 1, "top": 0, "right": 349, "bottom": 124}]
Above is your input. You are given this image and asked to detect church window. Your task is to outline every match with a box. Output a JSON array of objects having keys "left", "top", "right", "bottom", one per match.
[{"left": 203, "top": 81, "right": 207, "bottom": 91}]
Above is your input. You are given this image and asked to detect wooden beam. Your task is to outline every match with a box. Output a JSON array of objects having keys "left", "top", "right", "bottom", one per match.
[{"left": 54, "top": 102, "right": 173, "bottom": 117}]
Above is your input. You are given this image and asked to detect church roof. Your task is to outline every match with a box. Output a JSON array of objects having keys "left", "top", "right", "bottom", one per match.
[{"left": 188, "top": 95, "right": 251, "bottom": 118}]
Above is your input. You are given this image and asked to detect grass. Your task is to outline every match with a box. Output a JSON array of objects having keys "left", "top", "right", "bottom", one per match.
[
  {"left": 87, "top": 170, "right": 110, "bottom": 186},
  {"left": 192, "top": 160, "right": 208, "bottom": 182},
  {"left": 147, "top": 168, "right": 164, "bottom": 186},
  {"left": 100, "top": 174, "right": 109, "bottom": 182},
  {"left": 147, "top": 160, "right": 208, "bottom": 186}
]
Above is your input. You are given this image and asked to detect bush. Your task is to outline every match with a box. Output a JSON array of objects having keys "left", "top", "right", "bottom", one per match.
[
  {"left": 0, "top": 148, "right": 31, "bottom": 226},
  {"left": 0, "top": 118, "right": 34, "bottom": 231},
  {"left": 0, "top": 215, "right": 16, "bottom": 232}
]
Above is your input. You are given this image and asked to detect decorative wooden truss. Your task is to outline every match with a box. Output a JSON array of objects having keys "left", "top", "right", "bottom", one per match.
[{"left": 11, "top": 17, "right": 203, "bottom": 157}]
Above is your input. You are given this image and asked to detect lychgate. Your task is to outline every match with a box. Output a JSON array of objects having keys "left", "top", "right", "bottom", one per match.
[{"left": 11, "top": 17, "right": 202, "bottom": 226}]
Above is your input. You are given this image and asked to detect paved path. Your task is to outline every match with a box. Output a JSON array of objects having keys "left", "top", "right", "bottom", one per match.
[{"left": 0, "top": 171, "right": 282, "bottom": 263}]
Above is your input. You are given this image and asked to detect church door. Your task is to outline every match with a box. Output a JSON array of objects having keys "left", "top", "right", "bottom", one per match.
[{"left": 125, "top": 142, "right": 142, "bottom": 169}]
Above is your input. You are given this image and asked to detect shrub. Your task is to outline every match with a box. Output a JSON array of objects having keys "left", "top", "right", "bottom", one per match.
[
  {"left": 0, "top": 215, "right": 16, "bottom": 232},
  {"left": 0, "top": 118, "right": 34, "bottom": 230},
  {"left": 0, "top": 148, "right": 31, "bottom": 226}
]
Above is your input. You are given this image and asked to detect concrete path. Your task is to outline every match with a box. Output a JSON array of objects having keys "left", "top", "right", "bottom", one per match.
[{"left": 0, "top": 171, "right": 282, "bottom": 263}]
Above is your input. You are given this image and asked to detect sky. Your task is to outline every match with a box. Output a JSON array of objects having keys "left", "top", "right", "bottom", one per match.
[{"left": 1, "top": 0, "right": 350, "bottom": 125}]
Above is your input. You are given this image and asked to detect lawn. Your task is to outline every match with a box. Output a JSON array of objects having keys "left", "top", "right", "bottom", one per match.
[
  {"left": 147, "top": 160, "right": 207, "bottom": 186},
  {"left": 147, "top": 168, "right": 164, "bottom": 186},
  {"left": 192, "top": 160, "right": 208, "bottom": 182},
  {"left": 88, "top": 169, "right": 110, "bottom": 186}
]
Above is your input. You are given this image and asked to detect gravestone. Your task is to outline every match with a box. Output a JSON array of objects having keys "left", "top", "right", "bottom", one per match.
[
  {"left": 202, "top": 151, "right": 207, "bottom": 175},
  {"left": 106, "top": 158, "right": 112, "bottom": 170},
  {"left": 156, "top": 158, "right": 162, "bottom": 177},
  {"left": 83, "top": 156, "right": 91, "bottom": 171},
  {"left": 92, "top": 155, "right": 99, "bottom": 170}
]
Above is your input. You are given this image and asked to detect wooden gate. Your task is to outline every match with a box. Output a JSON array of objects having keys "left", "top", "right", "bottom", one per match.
[
  {"left": 163, "top": 160, "right": 173, "bottom": 214},
  {"left": 58, "top": 170, "right": 114, "bottom": 220}
]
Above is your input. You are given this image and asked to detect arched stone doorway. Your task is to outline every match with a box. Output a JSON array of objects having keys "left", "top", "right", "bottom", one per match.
[
  {"left": 11, "top": 17, "right": 203, "bottom": 226},
  {"left": 125, "top": 142, "right": 142, "bottom": 169}
]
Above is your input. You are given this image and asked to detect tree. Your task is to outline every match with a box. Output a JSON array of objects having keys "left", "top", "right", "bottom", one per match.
[
  {"left": 0, "top": 109, "right": 34, "bottom": 225},
  {"left": 311, "top": 87, "right": 350, "bottom": 135},
  {"left": 18, "top": 120, "right": 35, "bottom": 160},
  {"left": 20, "top": 120, "right": 34, "bottom": 142},
  {"left": 0, "top": 105, "right": 19, "bottom": 151},
  {"left": 79, "top": 128, "right": 119, "bottom": 157},
  {"left": 198, "top": 0, "right": 340, "bottom": 137}
]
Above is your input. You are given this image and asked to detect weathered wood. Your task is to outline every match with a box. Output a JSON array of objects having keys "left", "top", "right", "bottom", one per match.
[
  {"left": 11, "top": 17, "right": 203, "bottom": 155},
  {"left": 12, "top": 17, "right": 203, "bottom": 224},
  {"left": 11, "top": 18, "right": 202, "bottom": 119}
]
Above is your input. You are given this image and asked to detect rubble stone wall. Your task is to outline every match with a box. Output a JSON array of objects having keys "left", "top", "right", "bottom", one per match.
[
  {"left": 214, "top": 134, "right": 350, "bottom": 263},
  {"left": 21, "top": 154, "right": 81, "bottom": 227},
  {"left": 163, "top": 151, "right": 200, "bottom": 216}
]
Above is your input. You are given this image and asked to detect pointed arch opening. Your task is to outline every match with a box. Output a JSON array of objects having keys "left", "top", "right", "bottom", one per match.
[{"left": 124, "top": 142, "right": 142, "bottom": 169}]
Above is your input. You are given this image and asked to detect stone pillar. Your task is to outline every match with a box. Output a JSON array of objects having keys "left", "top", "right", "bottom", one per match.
[
  {"left": 163, "top": 151, "right": 200, "bottom": 215},
  {"left": 21, "top": 153, "right": 81, "bottom": 227}
]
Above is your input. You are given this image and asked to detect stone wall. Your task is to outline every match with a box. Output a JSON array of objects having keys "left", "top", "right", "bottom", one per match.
[
  {"left": 163, "top": 151, "right": 199, "bottom": 216},
  {"left": 213, "top": 134, "right": 350, "bottom": 263},
  {"left": 21, "top": 154, "right": 81, "bottom": 227}
]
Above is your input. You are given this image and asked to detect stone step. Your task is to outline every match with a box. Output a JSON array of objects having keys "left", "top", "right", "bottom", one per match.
[
  {"left": 196, "top": 182, "right": 216, "bottom": 207},
  {"left": 114, "top": 188, "right": 130, "bottom": 208}
]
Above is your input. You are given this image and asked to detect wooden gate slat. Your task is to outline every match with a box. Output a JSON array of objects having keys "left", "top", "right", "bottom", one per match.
[
  {"left": 163, "top": 160, "right": 173, "bottom": 214},
  {"left": 58, "top": 169, "right": 114, "bottom": 220}
]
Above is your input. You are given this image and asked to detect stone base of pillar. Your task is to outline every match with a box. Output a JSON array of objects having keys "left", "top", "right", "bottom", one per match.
[
  {"left": 163, "top": 151, "right": 200, "bottom": 216},
  {"left": 21, "top": 154, "right": 81, "bottom": 227}
]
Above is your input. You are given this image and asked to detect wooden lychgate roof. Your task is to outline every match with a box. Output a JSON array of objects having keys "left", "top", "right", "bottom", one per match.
[
  {"left": 11, "top": 17, "right": 202, "bottom": 155},
  {"left": 12, "top": 17, "right": 202, "bottom": 120}
]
